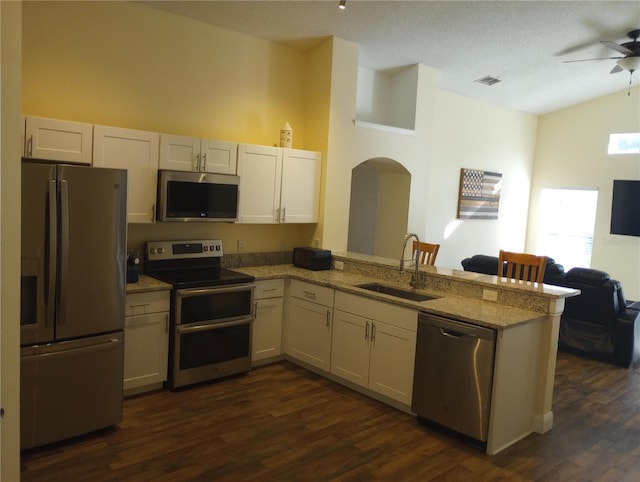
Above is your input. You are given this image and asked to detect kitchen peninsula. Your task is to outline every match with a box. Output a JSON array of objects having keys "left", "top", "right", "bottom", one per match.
[{"left": 230, "top": 251, "right": 579, "bottom": 455}]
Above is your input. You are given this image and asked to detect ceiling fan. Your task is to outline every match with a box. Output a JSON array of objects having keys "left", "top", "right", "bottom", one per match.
[{"left": 563, "top": 28, "right": 640, "bottom": 74}]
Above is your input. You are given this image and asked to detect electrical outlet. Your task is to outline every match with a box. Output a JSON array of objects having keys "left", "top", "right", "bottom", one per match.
[
  {"left": 483, "top": 289, "right": 498, "bottom": 302},
  {"left": 334, "top": 260, "right": 344, "bottom": 270},
  {"left": 237, "top": 240, "right": 245, "bottom": 252},
  {"left": 314, "top": 238, "right": 321, "bottom": 248}
]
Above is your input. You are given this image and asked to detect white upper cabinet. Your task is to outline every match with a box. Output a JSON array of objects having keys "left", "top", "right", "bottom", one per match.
[
  {"left": 237, "top": 144, "right": 321, "bottom": 224},
  {"left": 24, "top": 116, "right": 93, "bottom": 164},
  {"left": 93, "top": 125, "right": 160, "bottom": 224},
  {"left": 237, "top": 144, "right": 282, "bottom": 223},
  {"left": 159, "top": 134, "right": 237, "bottom": 175},
  {"left": 280, "top": 148, "right": 322, "bottom": 223}
]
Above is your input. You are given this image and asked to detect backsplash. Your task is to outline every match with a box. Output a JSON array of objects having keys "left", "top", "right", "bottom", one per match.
[{"left": 222, "top": 251, "right": 293, "bottom": 269}]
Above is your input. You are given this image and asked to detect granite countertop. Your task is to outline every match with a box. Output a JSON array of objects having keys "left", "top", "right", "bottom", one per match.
[
  {"left": 126, "top": 264, "right": 554, "bottom": 330},
  {"left": 233, "top": 264, "right": 547, "bottom": 330},
  {"left": 125, "top": 274, "right": 172, "bottom": 294}
]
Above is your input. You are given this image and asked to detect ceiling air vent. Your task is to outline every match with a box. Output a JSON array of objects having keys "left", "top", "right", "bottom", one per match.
[{"left": 474, "top": 75, "right": 501, "bottom": 86}]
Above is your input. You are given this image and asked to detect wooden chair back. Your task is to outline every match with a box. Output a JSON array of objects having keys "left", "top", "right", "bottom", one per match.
[
  {"left": 498, "top": 249, "right": 547, "bottom": 283},
  {"left": 412, "top": 241, "right": 440, "bottom": 266}
]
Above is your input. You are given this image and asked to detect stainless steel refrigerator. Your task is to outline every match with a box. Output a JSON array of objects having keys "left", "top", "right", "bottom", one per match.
[{"left": 20, "top": 160, "right": 127, "bottom": 450}]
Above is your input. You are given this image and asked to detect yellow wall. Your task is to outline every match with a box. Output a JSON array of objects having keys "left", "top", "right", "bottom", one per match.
[
  {"left": 23, "top": 1, "right": 308, "bottom": 146},
  {"left": 22, "top": 1, "right": 321, "bottom": 252}
]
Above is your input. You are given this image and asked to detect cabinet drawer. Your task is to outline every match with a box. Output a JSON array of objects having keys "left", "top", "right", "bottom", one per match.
[
  {"left": 125, "top": 290, "right": 170, "bottom": 316},
  {"left": 334, "top": 291, "right": 417, "bottom": 332},
  {"left": 288, "top": 279, "right": 334, "bottom": 307},
  {"left": 255, "top": 279, "right": 285, "bottom": 299}
]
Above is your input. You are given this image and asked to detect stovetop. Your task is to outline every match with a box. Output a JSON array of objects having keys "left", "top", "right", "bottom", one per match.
[
  {"left": 144, "top": 239, "right": 254, "bottom": 289},
  {"left": 149, "top": 267, "right": 254, "bottom": 289}
]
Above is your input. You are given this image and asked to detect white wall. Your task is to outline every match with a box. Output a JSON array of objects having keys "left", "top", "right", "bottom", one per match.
[
  {"left": 428, "top": 91, "right": 538, "bottom": 270},
  {"left": 323, "top": 41, "right": 538, "bottom": 270},
  {"left": 374, "top": 170, "right": 411, "bottom": 259},
  {"left": 1, "top": 1, "right": 22, "bottom": 478},
  {"left": 528, "top": 86, "right": 640, "bottom": 299}
]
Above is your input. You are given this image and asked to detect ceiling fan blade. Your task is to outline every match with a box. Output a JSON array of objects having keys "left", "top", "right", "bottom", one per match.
[
  {"left": 610, "top": 64, "right": 623, "bottom": 74},
  {"left": 601, "top": 40, "right": 633, "bottom": 55},
  {"left": 562, "top": 56, "right": 624, "bottom": 63}
]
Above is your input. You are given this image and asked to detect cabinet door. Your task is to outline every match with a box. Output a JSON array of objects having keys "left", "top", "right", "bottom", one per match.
[
  {"left": 25, "top": 116, "right": 93, "bottom": 164},
  {"left": 124, "top": 311, "right": 169, "bottom": 391},
  {"left": 280, "top": 148, "right": 321, "bottom": 223},
  {"left": 331, "top": 309, "right": 370, "bottom": 388},
  {"left": 93, "top": 125, "right": 160, "bottom": 223},
  {"left": 286, "top": 297, "right": 332, "bottom": 371},
  {"left": 237, "top": 144, "right": 282, "bottom": 223},
  {"left": 201, "top": 139, "right": 238, "bottom": 175},
  {"left": 252, "top": 297, "right": 283, "bottom": 363},
  {"left": 159, "top": 134, "right": 200, "bottom": 171},
  {"left": 369, "top": 321, "right": 417, "bottom": 405}
]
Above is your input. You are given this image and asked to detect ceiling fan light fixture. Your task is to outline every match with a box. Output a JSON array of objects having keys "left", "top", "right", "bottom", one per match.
[{"left": 617, "top": 57, "right": 640, "bottom": 73}]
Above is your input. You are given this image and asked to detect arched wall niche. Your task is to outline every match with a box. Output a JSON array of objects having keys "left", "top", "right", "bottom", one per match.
[{"left": 347, "top": 158, "right": 411, "bottom": 259}]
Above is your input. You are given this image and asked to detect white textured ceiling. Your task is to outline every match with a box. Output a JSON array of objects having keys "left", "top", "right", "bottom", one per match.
[{"left": 141, "top": 0, "right": 640, "bottom": 114}]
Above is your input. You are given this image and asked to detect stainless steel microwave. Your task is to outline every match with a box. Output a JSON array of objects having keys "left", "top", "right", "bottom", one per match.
[{"left": 156, "top": 170, "right": 240, "bottom": 222}]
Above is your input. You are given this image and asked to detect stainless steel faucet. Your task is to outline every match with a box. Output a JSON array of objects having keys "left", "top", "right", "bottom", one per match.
[{"left": 400, "top": 233, "right": 425, "bottom": 289}]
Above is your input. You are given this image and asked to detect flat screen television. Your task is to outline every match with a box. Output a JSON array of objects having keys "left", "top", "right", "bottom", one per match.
[{"left": 610, "top": 180, "right": 640, "bottom": 236}]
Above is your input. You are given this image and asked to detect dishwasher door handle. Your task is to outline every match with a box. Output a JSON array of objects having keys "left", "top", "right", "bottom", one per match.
[{"left": 440, "top": 328, "right": 465, "bottom": 338}]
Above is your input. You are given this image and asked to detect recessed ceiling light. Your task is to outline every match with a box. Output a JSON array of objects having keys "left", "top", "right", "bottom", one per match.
[{"left": 339, "top": 0, "right": 347, "bottom": 10}]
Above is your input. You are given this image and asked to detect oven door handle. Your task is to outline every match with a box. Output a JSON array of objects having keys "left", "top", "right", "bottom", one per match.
[
  {"left": 176, "top": 317, "right": 253, "bottom": 334},
  {"left": 177, "top": 283, "right": 256, "bottom": 298}
]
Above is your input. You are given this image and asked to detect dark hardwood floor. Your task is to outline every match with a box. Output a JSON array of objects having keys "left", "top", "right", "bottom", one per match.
[{"left": 21, "top": 351, "right": 640, "bottom": 481}]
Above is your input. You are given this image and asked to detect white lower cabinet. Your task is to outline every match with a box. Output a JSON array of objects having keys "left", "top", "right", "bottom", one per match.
[
  {"left": 331, "top": 291, "right": 417, "bottom": 405},
  {"left": 252, "top": 279, "right": 284, "bottom": 364},
  {"left": 124, "top": 290, "right": 170, "bottom": 395},
  {"left": 285, "top": 280, "right": 334, "bottom": 371}
]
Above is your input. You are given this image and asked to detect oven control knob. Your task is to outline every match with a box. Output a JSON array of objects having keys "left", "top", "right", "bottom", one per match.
[
  {"left": 157, "top": 247, "right": 165, "bottom": 254},
  {"left": 203, "top": 246, "right": 208, "bottom": 251},
  {"left": 149, "top": 248, "right": 156, "bottom": 254}
]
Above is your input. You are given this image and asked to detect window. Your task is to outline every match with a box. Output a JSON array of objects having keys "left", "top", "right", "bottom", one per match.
[
  {"left": 536, "top": 188, "right": 598, "bottom": 270},
  {"left": 608, "top": 133, "right": 640, "bottom": 154}
]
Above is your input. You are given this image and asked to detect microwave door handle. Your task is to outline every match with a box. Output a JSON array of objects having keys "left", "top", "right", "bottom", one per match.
[{"left": 47, "top": 179, "right": 58, "bottom": 327}]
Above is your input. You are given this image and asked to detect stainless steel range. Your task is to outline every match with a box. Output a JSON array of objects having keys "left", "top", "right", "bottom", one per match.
[{"left": 145, "top": 239, "right": 255, "bottom": 388}]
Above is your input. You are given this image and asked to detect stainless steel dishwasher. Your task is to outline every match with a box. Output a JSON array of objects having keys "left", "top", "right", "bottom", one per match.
[{"left": 411, "top": 312, "right": 496, "bottom": 443}]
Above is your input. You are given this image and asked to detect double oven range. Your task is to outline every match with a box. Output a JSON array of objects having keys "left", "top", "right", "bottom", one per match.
[{"left": 145, "top": 239, "right": 255, "bottom": 389}]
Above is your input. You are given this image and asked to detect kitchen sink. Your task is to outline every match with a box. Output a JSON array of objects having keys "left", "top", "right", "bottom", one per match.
[{"left": 355, "top": 283, "right": 438, "bottom": 302}]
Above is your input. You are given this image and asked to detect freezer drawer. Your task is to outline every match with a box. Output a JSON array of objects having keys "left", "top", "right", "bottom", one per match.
[
  {"left": 412, "top": 313, "right": 496, "bottom": 442},
  {"left": 21, "top": 332, "right": 124, "bottom": 450}
]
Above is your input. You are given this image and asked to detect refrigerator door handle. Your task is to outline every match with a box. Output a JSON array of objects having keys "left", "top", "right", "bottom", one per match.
[
  {"left": 47, "top": 179, "right": 58, "bottom": 328},
  {"left": 58, "top": 179, "right": 70, "bottom": 325}
]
